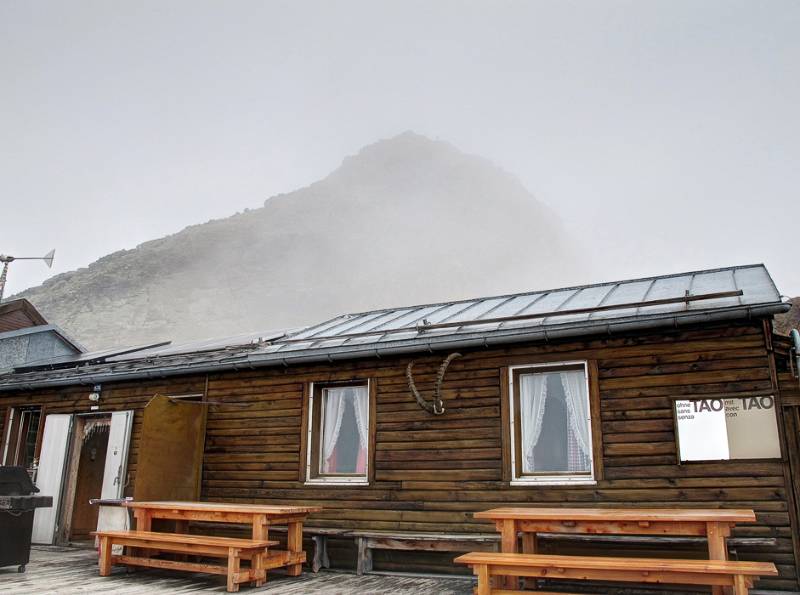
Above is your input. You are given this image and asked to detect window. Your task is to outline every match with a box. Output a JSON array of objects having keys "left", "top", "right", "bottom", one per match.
[
  {"left": 675, "top": 395, "right": 781, "bottom": 462},
  {"left": 2, "top": 407, "right": 43, "bottom": 471},
  {"left": 509, "top": 362, "right": 594, "bottom": 484},
  {"left": 305, "top": 382, "right": 370, "bottom": 484}
]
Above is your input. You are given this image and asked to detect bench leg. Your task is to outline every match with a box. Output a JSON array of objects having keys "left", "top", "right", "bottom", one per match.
[
  {"left": 286, "top": 521, "right": 304, "bottom": 576},
  {"left": 252, "top": 549, "right": 266, "bottom": 587},
  {"left": 98, "top": 536, "right": 112, "bottom": 577},
  {"left": 501, "top": 519, "right": 519, "bottom": 590},
  {"left": 708, "top": 522, "right": 731, "bottom": 595},
  {"left": 312, "top": 535, "right": 328, "bottom": 573},
  {"left": 227, "top": 547, "right": 240, "bottom": 593},
  {"left": 733, "top": 575, "right": 750, "bottom": 595},
  {"left": 356, "top": 536, "right": 373, "bottom": 575},
  {"left": 476, "top": 564, "right": 490, "bottom": 595},
  {"left": 133, "top": 510, "right": 153, "bottom": 560},
  {"left": 521, "top": 533, "right": 538, "bottom": 590}
]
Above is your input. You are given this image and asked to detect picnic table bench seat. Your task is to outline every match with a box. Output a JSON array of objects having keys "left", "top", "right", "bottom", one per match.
[
  {"left": 192, "top": 522, "right": 349, "bottom": 572},
  {"left": 347, "top": 528, "right": 775, "bottom": 576},
  {"left": 454, "top": 551, "right": 778, "bottom": 595},
  {"left": 350, "top": 530, "right": 501, "bottom": 575},
  {"left": 92, "top": 530, "right": 278, "bottom": 592}
]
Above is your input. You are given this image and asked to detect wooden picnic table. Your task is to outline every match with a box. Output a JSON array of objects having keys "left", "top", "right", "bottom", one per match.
[
  {"left": 123, "top": 501, "right": 322, "bottom": 577},
  {"left": 474, "top": 507, "right": 756, "bottom": 594}
]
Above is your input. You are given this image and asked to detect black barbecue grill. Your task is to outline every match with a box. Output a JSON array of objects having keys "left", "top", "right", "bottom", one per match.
[{"left": 0, "top": 466, "right": 53, "bottom": 573}]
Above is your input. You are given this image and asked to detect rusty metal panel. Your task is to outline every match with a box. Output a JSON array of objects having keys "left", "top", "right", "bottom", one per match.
[{"left": 133, "top": 395, "right": 207, "bottom": 502}]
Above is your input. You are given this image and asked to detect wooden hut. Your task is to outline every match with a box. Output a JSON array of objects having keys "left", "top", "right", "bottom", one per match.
[{"left": 1, "top": 264, "right": 798, "bottom": 591}]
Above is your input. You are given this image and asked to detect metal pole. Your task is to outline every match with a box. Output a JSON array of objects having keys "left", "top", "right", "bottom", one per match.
[{"left": 0, "top": 260, "right": 10, "bottom": 302}]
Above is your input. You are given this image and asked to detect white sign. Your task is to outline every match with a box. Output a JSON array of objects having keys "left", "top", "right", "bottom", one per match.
[
  {"left": 676, "top": 396, "right": 781, "bottom": 462},
  {"left": 675, "top": 399, "right": 729, "bottom": 461}
]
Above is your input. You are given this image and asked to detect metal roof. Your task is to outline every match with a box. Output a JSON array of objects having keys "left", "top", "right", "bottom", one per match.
[
  {"left": 0, "top": 264, "right": 788, "bottom": 391},
  {"left": 14, "top": 341, "right": 170, "bottom": 371}
]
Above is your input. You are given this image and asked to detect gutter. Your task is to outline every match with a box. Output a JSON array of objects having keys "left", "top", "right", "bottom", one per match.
[{"left": 0, "top": 301, "right": 789, "bottom": 392}]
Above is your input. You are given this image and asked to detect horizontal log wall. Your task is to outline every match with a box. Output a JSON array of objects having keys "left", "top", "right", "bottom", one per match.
[
  {"left": 0, "top": 377, "right": 207, "bottom": 499},
  {"left": 1, "top": 320, "right": 797, "bottom": 590}
]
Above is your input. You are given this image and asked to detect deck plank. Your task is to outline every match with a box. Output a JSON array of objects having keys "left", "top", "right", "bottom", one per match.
[{"left": 0, "top": 546, "right": 473, "bottom": 594}]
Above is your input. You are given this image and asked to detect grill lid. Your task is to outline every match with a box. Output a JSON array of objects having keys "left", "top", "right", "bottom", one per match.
[{"left": 0, "top": 466, "right": 39, "bottom": 496}]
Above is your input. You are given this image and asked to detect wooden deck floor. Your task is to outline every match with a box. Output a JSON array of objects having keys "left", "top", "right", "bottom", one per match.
[{"left": 0, "top": 546, "right": 474, "bottom": 594}]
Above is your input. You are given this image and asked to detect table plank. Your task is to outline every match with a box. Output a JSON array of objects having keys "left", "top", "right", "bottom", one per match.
[
  {"left": 454, "top": 552, "right": 777, "bottom": 575},
  {"left": 123, "top": 501, "right": 322, "bottom": 515},
  {"left": 474, "top": 507, "right": 756, "bottom": 523}
]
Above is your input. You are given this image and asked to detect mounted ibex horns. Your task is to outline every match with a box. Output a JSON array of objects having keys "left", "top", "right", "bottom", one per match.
[{"left": 406, "top": 352, "right": 462, "bottom": 415}]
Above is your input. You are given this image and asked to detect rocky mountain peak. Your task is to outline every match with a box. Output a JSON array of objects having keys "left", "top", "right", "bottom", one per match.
[{"left": 15, "top": 134, "right": 584, "bottom": 349}]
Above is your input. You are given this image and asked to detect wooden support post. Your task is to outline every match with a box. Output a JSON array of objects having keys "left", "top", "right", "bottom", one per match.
[
  {"left": 251, "top": 515, "right": 267, "bottom": 540},
  {"left": 733, "top": 574, "right": 749, "bottom": 595},
  {"left": 501, "top": 519, "right": 519, "bottom": 589},
  {"left": 476, "top": 564, "right": 491, "bottom": 595},
  {"left": 312, "top": 535, "right": 328, "bottom": 573},
  {"left": 133, "top": 510, "right": 152, "bottom": 559},
  {"left": 286, "top": 521, "right": 304, "bottom": 576},
  {"left": 707, "top": 522, "right": 731, "bottom": 595},
  {"left": 521, "top": 532, "right": 538, "bottom": 590},
  {"left": 98, "top": 535, "right": 112, "bottom": 577},
  {"left": 252, "top": 549, "right": 265, "bottom": 587},
  {"left": 356, "top": 536, "right": 373, "bottom": 575},
  {"left": 226, "top": 547, "right": 240, "bottom": 593},
  {"left": 250, "top": 515, "right": 270, "bottom": 583}
]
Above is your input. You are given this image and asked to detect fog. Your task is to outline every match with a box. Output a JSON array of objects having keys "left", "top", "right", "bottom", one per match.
[{"left": 2, "top": 0, "right": 799, "bottom": 300}]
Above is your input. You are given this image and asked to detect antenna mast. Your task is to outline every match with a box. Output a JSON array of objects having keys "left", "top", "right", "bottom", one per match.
[{"left": 0, "top": 250, "right": 56, "bottom": 301}]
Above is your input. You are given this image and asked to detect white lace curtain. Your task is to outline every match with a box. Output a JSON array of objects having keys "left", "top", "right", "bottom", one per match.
[
  {"left": 560, "top": 370, "right": 591, "bottom": 460},
  {"left": 321, "top": 386, "right": 368, "bottom": 473},
  {"left": 520, "top": 370, "right": 590, "bottom": 473},
  {"left": 520, "top": 374, "right": 548, "bottom": 473}
]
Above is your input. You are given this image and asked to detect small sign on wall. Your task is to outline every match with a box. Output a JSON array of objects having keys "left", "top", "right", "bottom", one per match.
[{"left": 675, "top": 396, "right": 781, "bottom": 462}]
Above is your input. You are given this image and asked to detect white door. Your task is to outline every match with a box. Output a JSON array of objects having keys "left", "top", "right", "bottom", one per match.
[
  {"left": 96, "top": 411, "right": 134, "bottom": 538},
  {"left": 32, "top": 414, "right": 73, "bottom": 544}
]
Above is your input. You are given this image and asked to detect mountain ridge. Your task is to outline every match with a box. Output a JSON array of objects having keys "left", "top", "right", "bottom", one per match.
[{"left": 13, "top": 132, "right": 585, "bottom": 349}]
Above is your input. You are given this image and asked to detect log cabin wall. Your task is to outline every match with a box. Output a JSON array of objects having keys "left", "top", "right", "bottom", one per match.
[
  {"left": 774, "top": 332, "right": 800, "bottom": 590},
  {"left": 0, "top": 377, "right": 207, "bottom": 500},
  {"left": 1, "top": 319, "right": 798, "bottom": 591}
]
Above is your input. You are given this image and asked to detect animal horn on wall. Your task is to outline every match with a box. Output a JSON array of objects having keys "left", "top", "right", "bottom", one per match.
[{"left": 406, "top": 352, "right": 462, "bottom": 415}]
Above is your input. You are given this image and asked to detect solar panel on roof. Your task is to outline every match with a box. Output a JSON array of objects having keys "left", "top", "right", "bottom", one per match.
[
  {"left": 109, "top": 329, "right": 290, "bottom": 360},
  {"left": 14, "top": 341, "right": 171, "bottom": 371}
]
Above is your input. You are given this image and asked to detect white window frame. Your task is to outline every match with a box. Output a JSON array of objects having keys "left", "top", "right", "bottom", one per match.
[
  {"left": 508, "top": 361, "right": 596, "bottom": 486},
  {"left": 304, "top": 380, "right": 370, "bottom": 486}
]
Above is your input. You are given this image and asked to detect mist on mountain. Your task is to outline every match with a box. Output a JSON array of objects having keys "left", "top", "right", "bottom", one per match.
[{"left": 14, "top": 132, "right": 585, "bottom": 349}]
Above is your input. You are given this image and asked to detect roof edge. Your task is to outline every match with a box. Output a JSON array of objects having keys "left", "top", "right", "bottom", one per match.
[{"left": 0, "top": 301, "right": 786, "bottom": 393}]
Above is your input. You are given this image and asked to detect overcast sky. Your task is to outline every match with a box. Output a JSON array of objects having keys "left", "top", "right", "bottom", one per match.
[{"left": 2, "top": 0, "right": 798, "bottom": 297}]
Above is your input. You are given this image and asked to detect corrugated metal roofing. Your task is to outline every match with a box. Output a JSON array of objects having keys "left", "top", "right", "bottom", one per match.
[
  {"left": 254, "top": 263, "right": 782, "bottom": 353},
  {"left": 0, "top": 264, "right": 788, "bottom": 391}
]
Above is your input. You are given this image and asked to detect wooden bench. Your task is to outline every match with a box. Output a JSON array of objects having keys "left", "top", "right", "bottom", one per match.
[
  {"left": 454, "top": 551, "right": 778, "bottom": 595},
  {"left": 540, "top": 533, "right": 778, "bottom": 559},
  {"left": 92, "top": 530, "right": 279, "bottom": 592},
  {"left": 350, "top": 531, "right": 500, "bottom": 575},
  {"left": 266, "top": 525, "right": 350, "bottom": 572},
  {"left": 193, "top": 522, "right": 348, "bottom": 573}
]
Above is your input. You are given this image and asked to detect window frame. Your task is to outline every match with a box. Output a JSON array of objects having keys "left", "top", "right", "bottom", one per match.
[
  {"left": 508, "top": 361, "right": 596, "bottom": 486},
  {"left": 2, "top": 405, "right": 44, "bottom": 469},
  {"left": 304, "top": 380, "right": 371, "bottom": 486}
]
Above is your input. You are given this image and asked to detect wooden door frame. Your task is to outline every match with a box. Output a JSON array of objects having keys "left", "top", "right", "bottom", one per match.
[{"left": 56, "top": 413, "right": 112, "bottom": 545}]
